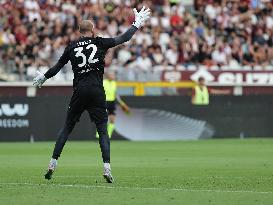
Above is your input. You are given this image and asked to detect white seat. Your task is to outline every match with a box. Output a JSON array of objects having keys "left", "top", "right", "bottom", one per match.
[
  {"left": 253, "top": 65, "right": 262, "bottom": 71},
  {"left": 210, "top": 65, "right": 219, "bottom": 70},
  {"left": 229, "top": 65, "right": 242, "bottom": 70},
  {"left": 220, "top": 65, "right": 231, "bottom": 70},
  {"left": 176, "top": 65, "right": 186, "bottom": 71},
  {"left": 199, "top": 65, "right": 208, "bottom": 70},
  {"left": 153, "top": 65, "right": 165, "bottom": 72},
  {"left": 242, "top": 65, "right": 252, "bottom": 71},
  {"left": 187, "top": 65, "right": 197, "bottom": 71},
  {"left": 165, "top": 65, "right": 174, "bottom": 71},
  {"left": 264, "top": 65, "right": 273, "bottom": 70}
]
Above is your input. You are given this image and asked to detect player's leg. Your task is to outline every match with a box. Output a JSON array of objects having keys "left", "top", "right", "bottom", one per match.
[
  {"left": 51, "top": 109, "right": 82, "bottom": 159},
  {"left": 45, "top": 92, "right": 84, "bottom": 180},
  {"left": 96, "top": 122, "right": 110, "bottom": 164},
  {"left": 88, "top": 107, "right": 114, "bottom": 183}
]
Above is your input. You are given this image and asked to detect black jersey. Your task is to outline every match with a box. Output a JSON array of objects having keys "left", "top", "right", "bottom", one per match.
[
  {"left": 45, "top": 37, "right": 115, "bottom": 87},
  {"left": 44, "top": 26, "right": 138, "bottom": 88}
]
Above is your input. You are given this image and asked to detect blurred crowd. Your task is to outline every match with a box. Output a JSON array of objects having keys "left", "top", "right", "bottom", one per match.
[{"left": 0, "top": 0, "right": 272, "bottom": 81}]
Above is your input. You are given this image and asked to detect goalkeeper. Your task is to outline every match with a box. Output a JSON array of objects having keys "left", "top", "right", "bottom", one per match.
[
  {"left": 33, "top": 6, "right": 150, "bottom": 183},
  {"left": 97, "top": 71, "right": 130, "bottom": 139}
]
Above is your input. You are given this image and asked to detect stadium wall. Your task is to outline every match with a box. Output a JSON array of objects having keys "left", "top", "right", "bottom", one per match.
[{"left": 0, "top": 95, "right": 272, "bottom": 141}]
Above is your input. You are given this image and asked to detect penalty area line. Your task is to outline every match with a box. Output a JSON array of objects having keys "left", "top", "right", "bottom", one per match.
[{"left": 0, "top": 182, "right": 272, "bottom": 195}]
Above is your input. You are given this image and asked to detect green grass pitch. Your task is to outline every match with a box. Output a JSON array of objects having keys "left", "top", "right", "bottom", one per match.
[{"left": 0, "top": 139, "right": 273, "bottom": 205}]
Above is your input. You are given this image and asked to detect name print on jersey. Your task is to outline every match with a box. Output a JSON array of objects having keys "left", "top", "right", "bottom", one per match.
[{"left": 77, "top": 39, "right": 93, "bottom": 46}]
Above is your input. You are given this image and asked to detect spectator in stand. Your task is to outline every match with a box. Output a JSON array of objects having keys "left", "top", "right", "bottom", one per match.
[
  {"left": 0, "top": 0, "right": 272, "bottom": 82},
  {"left": 152, "top": 46, "right": 165, "bottom": 65},
  {"left": 165, "top": 43, "right": 178, "bottom": 65},
  {"left": 212, "top": 44, "right": 227, "bottom": 66},
  {"left": 135, "top": 51, "right": 153, "bottom": 71}
]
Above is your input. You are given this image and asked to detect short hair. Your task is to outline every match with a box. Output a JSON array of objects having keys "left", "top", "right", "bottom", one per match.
[{"left": 79, "top": 20, "right": 94, "bottom": 34}]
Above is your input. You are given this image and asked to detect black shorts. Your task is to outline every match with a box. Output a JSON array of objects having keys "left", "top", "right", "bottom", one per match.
[
  {"left": 106, "top": 101, "right": 116, "bottom": 115},
  {"left": 66, "top": 85, "right": 108, "bottom": 126}
]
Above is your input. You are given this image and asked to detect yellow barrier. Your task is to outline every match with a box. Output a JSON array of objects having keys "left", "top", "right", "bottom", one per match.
[{"left": 117, "top": 81, "right": 195, "bottom": 96}]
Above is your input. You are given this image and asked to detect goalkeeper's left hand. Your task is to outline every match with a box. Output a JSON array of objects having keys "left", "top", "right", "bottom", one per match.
[
  {"left": 132, "top": 6, "right": 151, "bottom": 29},
  {"left": 33, "top": 71, "right": 47, "bottom": 88}
]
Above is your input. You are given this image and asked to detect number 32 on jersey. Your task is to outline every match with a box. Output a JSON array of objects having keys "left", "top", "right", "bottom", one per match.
[{"left": 74, "top": 44, "right": 99, "bottom": 67}]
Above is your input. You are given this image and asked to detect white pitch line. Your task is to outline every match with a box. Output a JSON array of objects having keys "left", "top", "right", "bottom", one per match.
[
  {"left": 50, "top": 175, "right": 162, "bottom": 178},
  {"left": 32, "top": 175, "right": 273, "bottom": 180},
  {"left": 0, "top": 182, "right": 272, "bottom": 195}
]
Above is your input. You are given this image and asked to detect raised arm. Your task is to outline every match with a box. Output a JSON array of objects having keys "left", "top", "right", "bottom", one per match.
[
  {"left": 113, "top": 26, "right": 138, "bottom": 46},
  {"left": 101, "top": 6, "right": 151, "bottom": 48}
]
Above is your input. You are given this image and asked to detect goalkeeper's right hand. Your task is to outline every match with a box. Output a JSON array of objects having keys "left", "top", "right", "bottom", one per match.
[
  {"left": 33, "top": 71, "right": 47, "bottom": 88},
  {"left": 132, "top": 6, "right": 151, "bottom": 29}
]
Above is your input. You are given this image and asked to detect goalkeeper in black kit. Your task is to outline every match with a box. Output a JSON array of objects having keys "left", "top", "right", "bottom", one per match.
[{"left": 33, "top": 6, "right": 150, "bottom": 183}]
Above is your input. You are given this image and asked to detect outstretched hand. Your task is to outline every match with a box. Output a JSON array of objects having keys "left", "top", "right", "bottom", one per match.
[{"left": 132, "top": 6, "right": 151, "bottom": 29}]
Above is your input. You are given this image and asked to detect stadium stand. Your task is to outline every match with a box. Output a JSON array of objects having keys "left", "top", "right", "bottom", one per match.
[{"left": 0, "top": 0, "right": 272, "bottom": 82}]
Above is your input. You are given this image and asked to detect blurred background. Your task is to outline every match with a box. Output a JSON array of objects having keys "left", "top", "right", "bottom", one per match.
[{"left": 0, "top": 0, "right": 272, "bottom": 141}]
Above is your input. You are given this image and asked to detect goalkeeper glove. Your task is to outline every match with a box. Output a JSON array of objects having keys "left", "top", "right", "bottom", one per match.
[
  {"left": 132, "top": 6, "right": 151, "bottom": 29},
  {"left": 33, "top": 71, "right": 47, "bottom": 88}
]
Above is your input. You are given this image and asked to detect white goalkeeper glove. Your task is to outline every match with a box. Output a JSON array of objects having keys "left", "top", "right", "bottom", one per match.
[
  {"left": 33, "top": 71, "right": 47, "bottom": 88},
  {"left": 132, "top": 6, "right": 151, "bottom": 29}
]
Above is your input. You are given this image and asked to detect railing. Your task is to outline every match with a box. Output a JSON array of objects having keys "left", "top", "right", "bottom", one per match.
[
  {"left": 117, "top": 81, "right": 195, "bottom": 95},
  {"left": 0, "top": 81, "right": 272, "bottom": 96},
  {"left": 0, "top": 81, "right": 195, "bottom": 96}
]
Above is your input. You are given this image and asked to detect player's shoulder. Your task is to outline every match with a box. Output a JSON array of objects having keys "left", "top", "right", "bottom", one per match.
[
  {"left": 97, "top": 35, "right": 114, "bottom": 43},
  {"left": 63, "top": 39, "right": 79, "bottom": 52},
  {"left": 95, "top": 35, "right": 116, "bottom": 48},
  {"left": 94, "top": 36, "right": 109, "bottom": 44}
]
